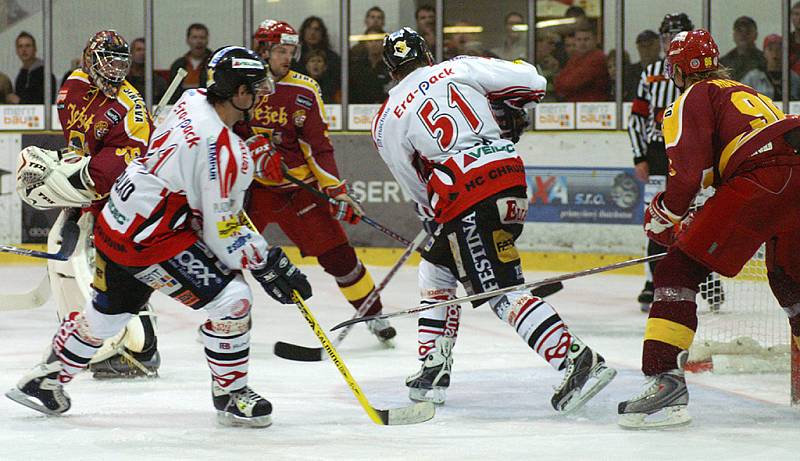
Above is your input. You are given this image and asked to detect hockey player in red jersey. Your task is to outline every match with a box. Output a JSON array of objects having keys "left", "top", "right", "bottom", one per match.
[
  {"left": 618, "top": 30, "right": 800, "bottom": 429},
  {"left": 373, "top": 28, "right": 616, "bottom": 411},
  {"left": 236, "top": 20, "right": 395, "bottom": 343},
  {"left": 7, "top": 46, "right": 312, "bottom": 427},
  {"left": 16, "top": 30, "right": 161, "bottom": 378}
]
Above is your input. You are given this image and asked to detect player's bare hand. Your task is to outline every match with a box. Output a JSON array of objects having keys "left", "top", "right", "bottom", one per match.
[{"left": 634, "top": 162, "right": 649, "bottom": 182}]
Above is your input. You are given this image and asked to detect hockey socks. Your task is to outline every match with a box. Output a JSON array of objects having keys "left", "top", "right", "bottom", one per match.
[
  {"left": 202, "top": 314, "right": 251, "bottom": 391},
  {"left": 490, "top": 292, "right": 572, "bottom": 370},
  {"left": 416, "top": 288, "right": 461, "bottom": 359},
  {"left": 52, "top": 312, "right": 103, "bottom": 383}
]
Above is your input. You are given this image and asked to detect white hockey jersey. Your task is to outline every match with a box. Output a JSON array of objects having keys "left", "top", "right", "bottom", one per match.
[
  {"left": 94, "top": 89, "right": 269, "bottom": 270},
  {"left": 371, "top": 56, "right": 545, "bottom": 222}
]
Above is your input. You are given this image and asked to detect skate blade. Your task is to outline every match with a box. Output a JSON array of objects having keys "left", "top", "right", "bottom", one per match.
[
  {"left": 90, "top": 370, "right": 159, "bottom": 380},
  {"left": 5, "top": 388, "right": 65, "bottom": 416},
  {"left": 559, "top": 365, "right": 618, "bottom": 414},
  {"left": 408, "top": 387, "right": 446, "bottom": 405},
  {"left": 640, "top": 303, "right": 651, "bottom": 313},
  {"left": 216, "top": 411, "right": 272, "bottom": 428},
  {"left": 618, "top": 405, "right": 692, "bottom": 430}
]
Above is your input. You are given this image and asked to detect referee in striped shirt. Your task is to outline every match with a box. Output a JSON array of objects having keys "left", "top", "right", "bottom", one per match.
[{"left": 629, "top": 13, "right": 694, "bottom": 311}]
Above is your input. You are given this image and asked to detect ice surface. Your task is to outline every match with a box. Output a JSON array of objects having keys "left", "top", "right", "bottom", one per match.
[{"left": 1, "top": 264, "right": 798, "bottom": 461}]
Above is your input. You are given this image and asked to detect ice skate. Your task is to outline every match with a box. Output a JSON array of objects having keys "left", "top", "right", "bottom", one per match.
[
  {"left": 212, "top": 382, "right": 273, "bottom": 428},
  {"left": 638, "top": 281, "right": 654, "bottom": 312},
  {"left": 406, "top": 336, "right": 453, "bottom": 405},
  {"left": 366, "top": 317, "right": 396, "bottom": 345},
  {"left": 617, "top": 369, "right": 691, "bottom": 429},
  {"left": 89, "top": 349, "right": 160, "bottom": 379},
  {"left": 551, "top": 337, "right": 617, "bottom": 413},
  {"left": 5, "top": 355, "right": 70, "bottom": 416}
]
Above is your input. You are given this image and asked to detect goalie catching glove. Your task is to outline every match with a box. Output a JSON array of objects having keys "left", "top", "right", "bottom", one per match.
[
  {"left": 644, "top": 191, "right": 687, "bottom": 247},
  {"left": 324, "top": 181, "right": 364, "bottom": 225},
  {"left": 16, "top": 146, "right": 97, "bottom": 210},
  {"left": 251, "top": 246, "right": 312, "bottom": 304}
]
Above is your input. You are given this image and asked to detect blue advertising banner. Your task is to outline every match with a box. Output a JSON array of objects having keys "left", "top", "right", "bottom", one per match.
[{"left": 525, "top": 167, "right": 644, "bottom": 224}]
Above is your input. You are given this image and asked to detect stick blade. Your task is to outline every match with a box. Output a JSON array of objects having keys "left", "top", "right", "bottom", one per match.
[
  {"left": 273, "top": 341, "right": 325, "bottom": 362},
  {"left": 376, "top": 401, "right": 435, "bottom": 425}
]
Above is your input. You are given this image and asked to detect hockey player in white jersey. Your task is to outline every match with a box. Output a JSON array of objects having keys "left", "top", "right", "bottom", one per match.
[
  {"left": 372, "top": 28, "right": 616, "bottom": 411},
  {"left": 5, "top": 46, "right": 312, "bottom": 428}
]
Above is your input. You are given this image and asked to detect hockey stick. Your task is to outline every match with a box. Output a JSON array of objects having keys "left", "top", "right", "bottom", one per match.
[
  {"left": 279, "top": 163, "right": 412, "bottom": 246},
  {"left": 0, "top": 274, "right": 50, "bottom": 311},
  {"left": 152, "top": 68, "right": 187, "bottom": 118},
  {"left": 274, "top": 229, "right": 430, "bottom": 362},
  {"left": 0, "top": 216, "right": 80, "bottom": 261},
  {"left": 331, "top": 252, "right": 668, "bottom": 331},
  {"left": 289, "top": 290, "right": 435, "bottom": 425}
]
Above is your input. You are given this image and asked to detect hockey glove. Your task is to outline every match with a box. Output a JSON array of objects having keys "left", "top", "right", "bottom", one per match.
[
  {"left": 414, "top": 202, "right": 440, "bottom": 236},
  {"left": 491, "top": 101, "right": 529, "bottom": 144},
  {"left": 245, "top": 135, "right": 283, "bottom": 182},
  {"left": 324, "top": 181, "right": 364, "bottom": 225},
  {"left": 16, "top": 146, "right": 96, "bottom": 209},
  {"left": 644, "top": 191, "right": 686, "bottom": 247},
  {"left": 251, "top": 247, "right": 312, "bottom": 305}
]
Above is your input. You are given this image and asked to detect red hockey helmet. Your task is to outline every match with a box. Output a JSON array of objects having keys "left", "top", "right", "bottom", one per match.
[
  {"left": 254, "top": 20, "right": 300, "bottom": 59},
  {"left": 665, "top": 29, "right": 719, "bottom": 78}
]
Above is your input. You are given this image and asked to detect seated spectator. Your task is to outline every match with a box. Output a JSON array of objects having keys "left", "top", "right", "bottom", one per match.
[
  {"left": 635, "top": 29, "right": 661, "bottom": 69},
  {"left": 606, "top": 49, "right": 640, "bottom": 101},
  {"left": 305, "top": 49, "right": 341, "bottom": 103},
  {"left": 445, "top": 21, "right": 494, "bottom": 59},
  {"left": 168, "top": 23, "right": 211, "bottom": 102},
  {"left": 563, "top": 32, "right": 577, "bottom": 60},
  {"left": 491, "top": 12, "right": 527, "bottom": 61},
  {"left": 0, "top": 71, "right": 11, "bottom": 103},
  {"left": 294, "top": 16, "right": 342, "bottom": 98},
  {"left": 127, "top": 38, "right": 167, "bottom": 103},
  {"left": 416, "top": 5, "right": 436, "bottom": 50},
  {"left": 791, "top": 1, "right": 800, "bottom": 72},
  {"left": 554, "top": 25, "right": 609, "bottom": 101},
  {"left": 351, "top": 7, "right": 385, "bottom": 61},
  {"left": 535, "top": 31, "right": 561, "bottom": 102},
  {"left": 742, "top": 34, "right": 800, "bottom": 100},
  {"left": 348, "top": 27, "right": 390, "bottom": 104},
  {"left": 8, "top": 31, "right": 56, "bottom": 104},
  {"left": 720, "top": 16, "right": 766, "bottom": 81}
]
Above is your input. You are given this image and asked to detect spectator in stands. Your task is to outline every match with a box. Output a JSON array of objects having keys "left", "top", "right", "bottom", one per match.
[
  {"left": 416, "top": 5, "right": 436, "bottom": 49},
  {"left": 168, "top": 23, "right": 211, "bottom": 102},
  {"left": 720, "top": 16, "right": 766, "bottom": 81},
  {"left": 564, "top": 32, "right": 577, "bottom": 60},
  {"left": 351, "top": 7, "right": 386, "bottom": 61},
  {"left": 7, "top": 31, "right": 55, "bottom": 104},
  {"left": 554, "top": 24, "right": 609, "bottom": 101},
  {"left": 349, "top": 27, "right": 391, "bottom": 104},
  {"left": 635, "top": 30, "right": 661, "bottom": 69},
  {"left": 364, "top": 6, "right": 385, "bottom": 32},
  {"left": 295, "top": 16, "right": 341, "bottom": 98},
  {"left": 127, "top": 38, "right": 167, "bottom": 104},
  {"left": 535, "top": 31, "right": 560, "bottom": 102},
  {"left": 444, "top": 20, "right": 493, "bottom": 59},
  {"left": 305, "top": 49, "right": 341, "bottom": 103},
  {"left": 0, "top": 71, "right": 12, "bottom": 103},
  {"left": 606, "top": 49, "right": 639, "bottom": 101},
  {"left": 742, "top": 34, "right": 800, "bottom": 101},
  {"left": 564, "top": 5, "right": 589, "bottom": 30},
  {"left": 791, "top": 2, "right": 800, "bottom": 73},
  {"left": 491, "top": 12, "right": 527, "bottom": 61}
]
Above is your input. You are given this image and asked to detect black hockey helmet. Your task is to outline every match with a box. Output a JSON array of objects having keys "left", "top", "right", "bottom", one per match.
[
  {"left": 206, "top": 46, "right": 274, "bottom": 100},
  {"left": 382, "top": 27, "right": 433, "bottom": 74},
  {"left": 659, "top": 13, "right": 694, "bottom": 35}
]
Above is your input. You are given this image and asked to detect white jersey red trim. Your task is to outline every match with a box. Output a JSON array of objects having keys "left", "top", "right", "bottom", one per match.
[
  {"left": 95, "top": 89, "right": 269, "bottom": 269},
  {"left": 371, "top": 56, "right": 545, "bottom": 222}
]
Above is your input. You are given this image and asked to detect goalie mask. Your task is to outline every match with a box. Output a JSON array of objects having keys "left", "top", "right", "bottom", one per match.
[{"left": 82, "top": 30, "right": 131, "bottom": 98}]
